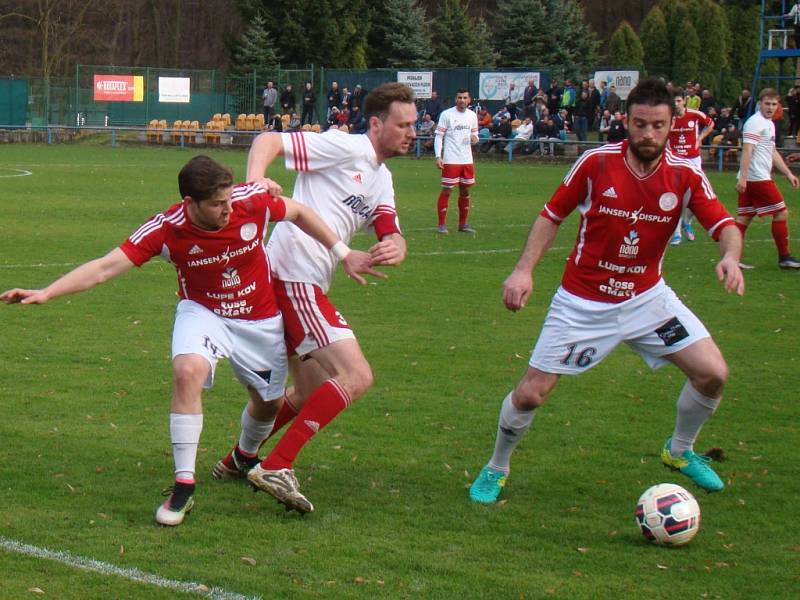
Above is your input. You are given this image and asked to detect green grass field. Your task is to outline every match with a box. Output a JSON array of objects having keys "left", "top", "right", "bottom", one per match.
[{"left": 1, "top": 142, "right": 798, "bottom": 599}]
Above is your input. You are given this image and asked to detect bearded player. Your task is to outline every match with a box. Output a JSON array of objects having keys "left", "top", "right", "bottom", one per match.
[{"left": 469, "top": 78, "right": 744, "bottom": 504}]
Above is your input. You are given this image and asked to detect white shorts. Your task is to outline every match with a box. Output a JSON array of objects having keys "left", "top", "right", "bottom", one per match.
[
  {"left": 171, "top": 299, "right": 288, "bottom": 401},
  {"left": 529, "top": 281, "right": 710, "bottom": 374}
]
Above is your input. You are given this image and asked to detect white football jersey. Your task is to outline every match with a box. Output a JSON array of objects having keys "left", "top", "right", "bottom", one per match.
[
  {"left": 434, "top": 106, "right": 478, "bottom": 165},
  {"left": 739, "top": 111, "right": 775, "bottom": 182},
  {"left": 267, "top": 130, "right": 397, "bottom": 292}
]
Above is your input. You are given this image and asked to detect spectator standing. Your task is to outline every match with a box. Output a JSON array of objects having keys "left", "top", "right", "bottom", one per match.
[
  {"left": 424, "top": 90, "right": 444, "bottom": 123},
  {"left": 262, "top": 81, "right": 278, "bottom": 123},
  {"left": 301, "top": 81, "right": 316, "bottom": 125},
  {"left": 523, "top": 79, "right": 538, "bottom": 120},
  {"left": 686, "top": 87, "right": 701, "bottom": 110},
  {"left": 560, "top": 79, "right": 577, "bottom": 118},
  {"left": 547, "top": 80, "right": 562, "bottom": 116},
  {"left": 326, "top": 81, "right": 342, "bottom": 119},
  {"left": 606, "top": 111, "right": 626, "bottom": 143},
  {"left": 280, "top": 84, "right": 296, "bottom": 114},
  {"left": 787, "top": 86, "right": 800, "bottom": 137},
  {"left": 435, "top": 89, "right": 479, "bottom": 233},
  {"left": 605, "top": 84, "right": 622, "bottom": 115},
  {"left": 784, "top": 0, "right": 800, "bottom": 49},
  {"left": 699, "top": 89, "right": 717, "bottom": 116},
  {"left": 598, "top": 109, "right": 612, "bottom": 142},
  {"left": 733, "top": 89, "right": 753, "bottom": 125},
  {"left": 350, "top": 84, "right": 367, "bottom": 113},
  {"left": 573, "top": 90, "right": 593, "bottom": 142},
  {"left": 340, "top": 87, "right": 352, "bottom": 111}
]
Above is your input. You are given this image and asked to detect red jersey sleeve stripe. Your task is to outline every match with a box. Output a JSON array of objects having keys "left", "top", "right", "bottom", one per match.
[
  {"left": 290, "top": 132, "right": 309, "bottom": 171},
  {"left": 129, "top": 209, "right": 184, "bottom": 245}
]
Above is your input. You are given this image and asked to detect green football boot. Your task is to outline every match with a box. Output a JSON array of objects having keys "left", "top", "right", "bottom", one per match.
[
  {"left": 469, "top": 466, "right": 508, "bottom": 504},
  {"left": 661, "top": 438, "right": 724, "bottom": 493}
]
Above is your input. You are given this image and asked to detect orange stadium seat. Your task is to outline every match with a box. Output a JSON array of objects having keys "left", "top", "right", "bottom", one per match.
[
  {"left": 171, "top": 120, "right": 183, "bottom": 143},
  {"left": 204, "top": 121, "right": 220, "bottom": 144},
  {"left": 146, "top": 119, "right": 160, "bottom": 143},
  {"left": 255, "top": 114, "right": 265, "bottom": 130},
  {"left": 311, "top": 123, "right": 321, "bottom": 133},
  {"left": 236, "top": 113, "right": 246, "bottom": 130},
  {"left": 245, "top": 114, "right": 256, "bottom": 130},
  {"left": 222, "top": 113, "right": 231, "bottom": 127}
]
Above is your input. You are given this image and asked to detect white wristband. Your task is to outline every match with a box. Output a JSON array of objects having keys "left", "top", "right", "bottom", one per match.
[{"left": 331, "top": 241, "right": 351, "bottom": 260}]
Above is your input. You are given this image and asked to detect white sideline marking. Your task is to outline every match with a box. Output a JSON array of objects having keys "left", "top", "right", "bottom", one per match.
[
  {"left": 0, "top": 168, "right": 32, "bottom": 178},
  {"left": 0, "top": 536, "right": 261, "bottom": 600}
]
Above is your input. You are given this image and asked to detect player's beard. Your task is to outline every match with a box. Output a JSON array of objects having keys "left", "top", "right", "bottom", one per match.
[{"left": 628, "top": 138, "right": 665, "bottom": 163}]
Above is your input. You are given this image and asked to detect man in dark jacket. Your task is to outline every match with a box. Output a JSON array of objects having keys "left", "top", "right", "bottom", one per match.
[
  {"left": 280, "top": 84, "right": 296, "bottom": 114},
  {"left": 301, "top": 81, "right": 316, "bottom": 125},
  {"left": 424, "top": 90, "right": 444, "bottom": 123}
]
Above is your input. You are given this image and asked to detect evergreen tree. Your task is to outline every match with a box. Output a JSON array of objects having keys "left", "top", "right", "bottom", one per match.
[
  {"left": 696, "top": 0, "right": 730, "bottom": 96},
  {"left": 672, "top": 17, "right": 700, "bottom": 85},
  {"left": 543, "top": 0, "right": 599, "bottom": 80},
  {"left": 608, "top": 20, "right": 644, "bottom": 71},
  {"left": 493, "top": 0, "right": 548, "bottom": 67},
  {"left": 368, "top": 0, "right": 431, "bottom": 68},
  {"left": 639, "top": 6, "right": 671, "bottom": 78},
  {"left": 429, "top": 0, "right": 495, "bottom": 67},
  {"left": 229, "top": 12, "right": 278, "bottom": 75},
  {"left": 725, "top": 3, "right": 761, "bottom": 95}
]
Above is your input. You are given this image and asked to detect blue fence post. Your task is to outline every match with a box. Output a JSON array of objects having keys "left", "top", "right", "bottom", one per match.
[
  {"left": 416, "top": 138, "right": 421, "bottom": 158},
  {"left": 47, "top": 126, "right": 52, "bottom": 145},
  {"left": 717, "top": 146, "right": 723, "bottom": 172},
  {"left": 111, "top": 128, "right": 117, "bottom": 147}
]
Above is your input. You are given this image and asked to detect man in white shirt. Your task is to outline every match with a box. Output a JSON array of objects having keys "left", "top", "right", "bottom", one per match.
[
  {"left": 215, "top": 83, "right": 418, "bottom": 514},
  {"left": 434, "top": 89, "right": 479, "bottom": 234},
  {"left": 736, "top": 88, "right": 800, "bottom": 269}
]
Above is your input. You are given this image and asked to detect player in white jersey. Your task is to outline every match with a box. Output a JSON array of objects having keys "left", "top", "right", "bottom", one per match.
[
  {"left": 468, "top": 79, "right": 744, "bottom": 505},
  {"left": 0, "top": 156, "right": 368, "bottom": 526},
  {"left": 434, "top": 89, "right": 479, "bottom": 233},
  {"left": 215, "top": 83, "right": 417, "bottom": 513},
  {"left": 736, "top": 88, "right": 800, "bottom": 269}
]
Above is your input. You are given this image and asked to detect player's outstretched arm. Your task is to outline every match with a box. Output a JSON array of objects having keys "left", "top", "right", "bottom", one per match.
[
  {"left": 715, "top": 226, "right": 745, "bottom": 296},
  {"left": 1, "top": 248, "right": 135, "bottom": 305},
  {"left": 281, "top": 197, "right": 385, "bottom": 285},
  {"left": 246, "top": 132, "right": 284, "bottom": 195},
  {"left": 503, "top": 216, "right": 560, "bottom": 312},
  {"left": 369, "top": 233, "right": 406, "bottom": 266}
]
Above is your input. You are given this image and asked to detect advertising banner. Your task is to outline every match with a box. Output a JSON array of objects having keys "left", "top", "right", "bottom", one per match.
[
  {"left": 478, "top": 72, "right": 540, "bottom": 102},
  {"left": 594, "top": 71, "right": 640, "bottom": 100},
  {"left": 93, "top": 75, "right": 144, "bottom": 102},
  {"left": 397, "top": 72, "right": 433, "bottom": 99},
  {"left": 158, "top": 77, "right": 191, "bottom": 103}
]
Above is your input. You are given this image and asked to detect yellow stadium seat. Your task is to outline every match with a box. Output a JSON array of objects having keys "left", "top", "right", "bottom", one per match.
[
  {"left": 236, "top": 114, "right": 246, "bottom": 130},
  {"left": 281, "top": 114, "right": 291, "bottom": 129},
  {"left": 245, "top": 114, "right": 256, "bottom": 130},
  {"left": 255, "top": 114, "right": 265, "bottom": 130},
  {"left": 301, "top": 123, "right": 312, "bottom": 131},
  {"left": 311, "top": 123, "right": 321, "bottom": 133},
  {"left": 213, "top": 113, "right": 222, "bottom": 122},
  {"left": 222, "top": 113, "right": 231, "bottom": 127},
  {"left": 204, "top": 121, "right": 219, "bottom": 144},
  {"left": 171, "top": 120, "right": 183, "bottom": 143},
  {"left": 146, "top": 119, "right": 159, "bottom": 143}
]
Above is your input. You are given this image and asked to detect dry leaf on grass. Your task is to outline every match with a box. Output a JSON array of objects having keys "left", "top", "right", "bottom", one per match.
[
  {"left": 27, "top": 588, "right": 45, "bottom": 595},
  {"left": 241, "top": 556, "right": 257, "bottom": 566}
]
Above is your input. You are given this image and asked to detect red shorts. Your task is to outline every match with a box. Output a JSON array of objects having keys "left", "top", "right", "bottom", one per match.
[
  {"left": 441, "top": 164, "right": 475, "bottom": 189},
  {"left": 738, "top": 180, "right": 786, "bottom": 217},
  {"left": 274, "top": 279, "right": 354, "bottom": 356}
]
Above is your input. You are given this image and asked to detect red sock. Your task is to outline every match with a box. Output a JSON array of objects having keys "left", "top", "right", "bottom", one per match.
[
  {"left": 262, "top": 379, "right": 351, "bottom": 470},
  {"left": 772, "top": 219, "right": 790, "bottom": 256},
  {"left": 437, "top": 192, "right": 449, "bottom": 227},
  {"left": 458, "top": 195, "right": 470, "bottom": 227}
]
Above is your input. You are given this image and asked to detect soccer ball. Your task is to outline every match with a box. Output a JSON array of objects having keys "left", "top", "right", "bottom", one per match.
[{"left": 635, "top": 483, "right": 701, "bottom": 546}]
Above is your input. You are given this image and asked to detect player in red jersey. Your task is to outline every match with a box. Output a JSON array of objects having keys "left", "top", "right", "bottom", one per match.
[
  {"left": 668, "top": 90, "right": 715, "bottom": 245},
  {"left": 0, "top": 155, "right": 375, "bottom": 526},
  {"left": 468, "top": 79, "right": 744, "bottom": 505}
]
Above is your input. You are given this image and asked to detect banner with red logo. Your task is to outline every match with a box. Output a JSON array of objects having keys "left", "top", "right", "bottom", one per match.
[{"left": 93, "top": 75, "right": 144, "bottom": 102}]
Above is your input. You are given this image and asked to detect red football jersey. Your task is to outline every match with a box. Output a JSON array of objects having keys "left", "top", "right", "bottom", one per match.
[
  {"left": 541, "top": 141, "right": 734, "bottom": 302},
  {"left": 669, "top": 109, "right": 714, "bottom": 159},
  {"left": 120, "top": 182, "right": 286, "bottom": 319}
]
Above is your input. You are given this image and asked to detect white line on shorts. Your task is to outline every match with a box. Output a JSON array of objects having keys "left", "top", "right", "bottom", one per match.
[
  {"left": 0, "top": 168, "right": 33, "bottom": 178},
  {"left": 0, "top": 536, "right": 261, "bottom": 600}
]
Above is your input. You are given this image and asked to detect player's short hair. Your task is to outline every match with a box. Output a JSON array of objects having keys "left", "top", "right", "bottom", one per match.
[
  {"left": 626, "top": 77, "right": 674, "bottom": 116},
  {"left": 363, "top": 82, "right": 415, "bottom": 122},
  {"left": 673, "top": 87, "right": 685, "bottom": 99},
  {"left": 456, "top": 88, "right": 470, "bottom": 96},
  {"left": 178, "top": 155, "right": 233, "bottom": 202},
  {"left": 759, "top": 88, "right": 779, "bottom": 101}
]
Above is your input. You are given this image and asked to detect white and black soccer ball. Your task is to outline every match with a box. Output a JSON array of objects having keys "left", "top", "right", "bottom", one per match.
[{"left": 635, "top": 483, "right": 701, "bottom": 546}]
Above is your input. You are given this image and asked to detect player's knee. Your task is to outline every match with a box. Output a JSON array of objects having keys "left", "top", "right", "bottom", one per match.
[
  {"left": 513, "top": 382, "right": 548, "bottom": 410},
  {"left": 693, "top": 360, "right": 729, "bottom": 397},
  {"left": 338, "top": 362, "right": 373, "bottom": 401},
  {"left": 172, "top": 356, "right": 208, "bottom": 390}
]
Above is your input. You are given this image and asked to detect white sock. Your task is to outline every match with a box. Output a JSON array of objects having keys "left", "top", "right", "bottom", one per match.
[
  {"left": 670, "top": 381, "right": 720, "bottom": 456},
  {"left": 170, "top": 412, "right": 203, "bottom": 482},
  {"left": 238, "top": 407, "right": 275, "bottom": 455},
  {"left": 488, "top": 392, "right": 536, "bottom": 473}
]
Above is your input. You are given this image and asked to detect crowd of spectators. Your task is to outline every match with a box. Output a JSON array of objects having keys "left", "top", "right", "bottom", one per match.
[{"left": 258, "top": 77, "right": 800, "bottom": 164}]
